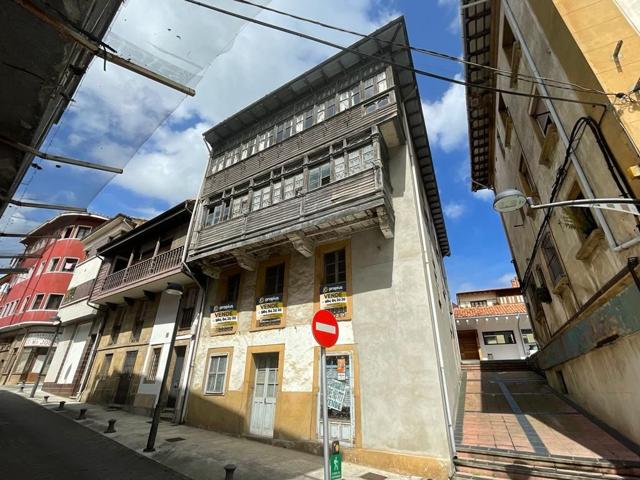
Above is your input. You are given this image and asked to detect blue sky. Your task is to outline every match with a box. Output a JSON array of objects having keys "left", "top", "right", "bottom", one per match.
[{"left": 1, "top": 0, "right": 515, "bottom": 297}]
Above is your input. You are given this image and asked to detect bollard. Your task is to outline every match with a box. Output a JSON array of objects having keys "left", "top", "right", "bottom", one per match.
[
  {"left": 18, "top": 383, "right": 25, "bottom": 393},
  {"left": 56, "top": 401, "right": 66, "bottom": 411},
  {"left": 77, "top": 408, "right": 87, "bottom": 420},
  {"left": 224, "top": 464, "right": 237, "bottom": 480},
  {"left": 43, "top": 395, "right": 49, "bottom": 403},
  {"left": 104, "top": 419, "right": 117, "bottom": 433}
]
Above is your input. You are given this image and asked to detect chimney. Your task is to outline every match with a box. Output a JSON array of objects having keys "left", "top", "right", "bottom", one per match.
[{"left": 511, "top": 277, "right": 520, "bottom": 288}]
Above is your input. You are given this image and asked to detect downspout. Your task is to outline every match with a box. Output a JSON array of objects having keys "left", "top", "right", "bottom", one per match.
[
  {"left": 403, "top": 106, "right": 456, "bottom": 459},
  {"left": 176, "top": 138, "right": 212, "bottom": 422}
]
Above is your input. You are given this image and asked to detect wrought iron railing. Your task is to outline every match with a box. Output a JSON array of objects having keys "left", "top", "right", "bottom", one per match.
[{"left": 100, "top": 245, "right": 183, "bottom": 293}]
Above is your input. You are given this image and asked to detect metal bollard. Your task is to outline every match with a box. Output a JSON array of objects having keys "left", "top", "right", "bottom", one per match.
[
  {"left": 224, "top": 464, "right": 237, "bottom": 480},
  {"left": 77, "top": 408, "right": 87, "bottom": 420},
  {"left": 104, "top": 419, "right": 117, "bottom": 433},
  {"left": 43, "top": 395, "right": 49, "bottom": 403},
  {"left": 56, "top": 401, "right": 66, "bottom": 411}
]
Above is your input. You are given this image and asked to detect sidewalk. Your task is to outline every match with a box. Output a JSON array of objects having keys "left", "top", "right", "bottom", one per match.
[{"left": 2, "top": 385, "right": 422, "bottom": 480}]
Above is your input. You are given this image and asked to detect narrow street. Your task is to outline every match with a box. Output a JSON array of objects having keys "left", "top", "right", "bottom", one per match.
[{"left": 0, "top": 390, "right": 185, "bottom": 480}]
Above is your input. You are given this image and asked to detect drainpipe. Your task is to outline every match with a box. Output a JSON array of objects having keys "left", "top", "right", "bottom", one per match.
[
  {"left": 177, "top": 277, "right": 209, "bottom": 424},
  {"left": 404, "top": 107, "right": 456, "bottom": 459},
  {"left": 175, "top": 150, "right": 212, "bottom": 422},
  {"left": 501, "top": 0, "right": 621, "bottom": 249}
]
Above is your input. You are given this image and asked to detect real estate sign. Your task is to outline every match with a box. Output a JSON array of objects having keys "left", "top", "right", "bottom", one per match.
[
  {"left": 211, "top": 303, "right": 238, "bottom": 327},
  {"left": 256, "top": 294, "right": 284, "bottom": 323},
  {"left": 320, "top": 282, "right": 347, "bottom": 310}
]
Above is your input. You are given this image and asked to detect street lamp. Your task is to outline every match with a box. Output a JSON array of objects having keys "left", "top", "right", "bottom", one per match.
[
  {"left": 144, "top": 282, "right": 184, "bottom": 453},
  {"left": 493, "top": 188, "right": 640, "bottom": 216},
  {"left": 30, "top": 316, "right": 62, "bottom": 398}
]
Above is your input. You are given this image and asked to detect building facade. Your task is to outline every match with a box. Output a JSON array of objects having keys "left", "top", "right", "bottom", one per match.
[
  {"left": 0, "top": 213, "right": 106, "bottom": 385},
  {"left": 81, "top": 201, "right": 201, "bottom": 420},
  {"left": 454, "top": 279, "right": 536, "bottom": 361},
  {"left": 462, "top": 0, "right": 640, "bottom": 445},
  {"left": 182, "top": 19, "right": 460, "bottom": 478},
  {"left": 42, "top": 214, "right": 142, "bottom": 398}
]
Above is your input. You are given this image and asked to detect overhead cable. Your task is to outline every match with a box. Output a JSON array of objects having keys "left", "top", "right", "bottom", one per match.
[
  {"left": 184, "top": 0, "right": 608, "bottom": 108},
  {"left": 232, "top": 0, "right": 616, "bottom": 97}
]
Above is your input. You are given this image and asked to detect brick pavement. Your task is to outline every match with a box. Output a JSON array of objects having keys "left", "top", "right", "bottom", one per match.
[{"left": 456, "top": 367, "right": 640, "bottom": 462}]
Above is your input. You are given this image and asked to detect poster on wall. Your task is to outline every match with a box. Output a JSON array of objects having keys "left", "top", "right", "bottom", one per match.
[
  {"left": 210, "top": 303, "right": 238, "bottom": 329},
  {"left": 256, "top": 294, "right": 284, "bottom": 324},
  {"left": 320, "top": 282, "right": 347, "bottom": 312},
  {"left": 327, "top": 378, "right": 347, "bottom": 411},
  {"left": 336, "top": 357, "right": 346, "bottom": 381}
]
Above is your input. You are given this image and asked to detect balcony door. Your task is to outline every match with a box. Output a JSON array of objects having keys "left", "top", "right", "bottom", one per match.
[{"left": 249, "top": 353, "right": 279, "bottom": 437}]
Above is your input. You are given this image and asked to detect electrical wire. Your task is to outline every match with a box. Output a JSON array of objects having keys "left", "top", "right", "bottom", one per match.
[
  {"left": 184, "top": 0, "right": 609, "bottom": 108},
  {"left": 232, "top": 0, "right": 618, "bottom": 97}
]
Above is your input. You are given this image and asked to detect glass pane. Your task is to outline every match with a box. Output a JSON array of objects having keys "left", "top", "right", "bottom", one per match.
[
  {"left": 217, "top": 356, "right": 227, "bottom": 374},
  {"left": 206, "top": 373, "right": 216, "bottom": 392},
  {"left": 255, "top": 382, "right": 265, "bottom": 398},
  {"left": 256, "top": 368, "right": 266, "bottom": 384},
  {"left": 214, "top": 374, "right": 225, "bottom": 393}
]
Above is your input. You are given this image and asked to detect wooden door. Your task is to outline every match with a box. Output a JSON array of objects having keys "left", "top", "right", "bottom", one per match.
[
  {"left": 113, "top": 350, "right": 137, "bottom": 404},
  {"left": 167, "top": 346, "right": 186, "bottom": 408},
  {"left": 249, "top": 354, "right": 278, "bottom": 437},
  {"left": 458, "top": 330, "right": 480, "bottom": 360}
]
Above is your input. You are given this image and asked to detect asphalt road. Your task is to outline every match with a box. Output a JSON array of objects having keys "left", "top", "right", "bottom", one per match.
[{"left": 0, "top": 391, "right": 187, "bottom": 479}]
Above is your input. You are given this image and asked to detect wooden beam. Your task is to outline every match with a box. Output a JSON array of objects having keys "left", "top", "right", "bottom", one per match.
[
  {"left": 231, "top": 250, "right": 257, "bottom": 271},
  {"left": 376, "top": 207, "right": 394, "bottom": 239},
  {"left": 202, "top": 265, "right": 221, "bottom": 279},
  {"left": 143, "top": 290, "right": 156, "bottom": 301},
  {"left": 0, "top": 253, "right": 40, "bottom": 259},
  {"left": 0, "top": 268, "right": 29, "bottom": 274},
  {"left": 287, "top": 231, "right": 314, "bottom": 258}
]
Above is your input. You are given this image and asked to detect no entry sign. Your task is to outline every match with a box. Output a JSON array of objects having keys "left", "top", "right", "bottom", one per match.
[{"left": 312, "top": 309, "right": 339, "bottom": 348}]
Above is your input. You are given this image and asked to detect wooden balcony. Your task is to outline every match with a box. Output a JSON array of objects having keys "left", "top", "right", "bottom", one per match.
[
  {"left": 60, "top": 279, "right": 96, "bottom": 307},
  {"left": 92, "top": 246, "right": 184, "bottom": 303},
  {"left": 189, "top": 166, "right": 394, "bottom": 264}
]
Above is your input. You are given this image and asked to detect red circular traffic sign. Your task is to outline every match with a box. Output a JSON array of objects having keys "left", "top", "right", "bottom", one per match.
[{"left": 312, "top": 310, "right": 339, "bottom": 347}]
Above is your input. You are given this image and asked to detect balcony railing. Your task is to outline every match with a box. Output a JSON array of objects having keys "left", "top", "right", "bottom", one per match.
[
  {"left": 61, "top": 279, "right": 96, "bottom": 307},
  {"left": 100, "top": 245, "right": 183, "bottom": 293}
]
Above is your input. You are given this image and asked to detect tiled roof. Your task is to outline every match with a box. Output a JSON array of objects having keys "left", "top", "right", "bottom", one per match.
[{"left": 453, "top": 303, "right": 528, "bottom": 319}]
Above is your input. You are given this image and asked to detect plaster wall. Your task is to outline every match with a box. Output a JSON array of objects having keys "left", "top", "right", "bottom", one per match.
[
  {"left": 56, "top": 321, "right": 92, "bottom": 384},
  {"left": 43, "top": 324, "right": 74, "bottom": 383},
  {"left": 547, "top": 331, "right": 640, "bottom": 444},
  {"left": 457, "top": 315, "right": 533, "bottom": 360}
]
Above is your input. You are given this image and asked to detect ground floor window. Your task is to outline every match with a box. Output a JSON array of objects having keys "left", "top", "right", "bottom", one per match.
[
  {"left": 319, "top": 353, "right": 354, "bottom": 446},
  {"left": 205, "top": 354, "right": 228, "bottom": 394},
  {"left": 482, "top": 330, "right": 516, "bottom": 345}
]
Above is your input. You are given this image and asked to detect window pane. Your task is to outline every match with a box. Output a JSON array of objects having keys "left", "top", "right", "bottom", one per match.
[
  {"left": 362, "top": 144, "right": 375, "bottom": 168},
  {"left": 272, "top": 182, "right": 282, "bottom": 204},
  {"left": 309, "top": 166, "right": 320, "bottom": 190},
  {"left": 339, "top": 91, "right": 349, "bottom": 112},
  {"left": 317, "top": 104, "right": 325, "bottom": 123},
  {"left": 348, "top": 150, "right": 361, "bottom": 174},
  {"left": 334, "top": 156, "right": 345, "bottom": 180},
  {"left": 320, "top": 163, "right": 331, "bottom": 186},
  {"left": 214, "top": 374, "right": 224, "bottom": 393},
  {"left": 295, "top": 114, "right": 304, "bottom": 133},
  {"left": 364, "top": 77, "right": 374, "bottom": 99}
]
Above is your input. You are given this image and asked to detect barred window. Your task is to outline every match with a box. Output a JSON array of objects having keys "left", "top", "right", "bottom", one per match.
[{"left": 145, "top": 347, "right": 161, "bottom": 383}]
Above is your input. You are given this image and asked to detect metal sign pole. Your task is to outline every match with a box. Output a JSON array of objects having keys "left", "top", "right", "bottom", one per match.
[{"left": 320, "top": 346, "right": 330, "bottom": 480}]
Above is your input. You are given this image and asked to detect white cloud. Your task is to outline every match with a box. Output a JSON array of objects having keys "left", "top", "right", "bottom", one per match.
[
  {"left": 472, "top": 189, "right": 494, "bottom": 202},
  {"left": 85, "top": 0, "right": 396, "bottom": 207},
  {"left": 422, "top": 75, "right": 468, "bottom": 153},
  {"left": 496, "top": 272, "right": 516, "bottom": 287},
  {"left": 444, "top": 201, "right": 466, "bottom": 219}
]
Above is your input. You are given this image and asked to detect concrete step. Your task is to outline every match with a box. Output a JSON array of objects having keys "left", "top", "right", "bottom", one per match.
[
  {"left": 455, "top": 447, "right": 640, "bottom": 479},
  {"left": 461, "top": 360, "right": 534, "bottom": 372}
]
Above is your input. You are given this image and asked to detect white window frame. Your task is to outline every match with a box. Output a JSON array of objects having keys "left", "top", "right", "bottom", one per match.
[
  {"left": 48, "top": 257, "right": 60, "bottom": 272},
  {"left": 205, "top": 354, "right": 228, "bottom": 395},
  {"left": 60, "top": 257, "right": 79, "bottom": 273}
]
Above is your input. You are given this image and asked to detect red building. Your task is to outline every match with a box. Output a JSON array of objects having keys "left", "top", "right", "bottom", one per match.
[{"left": 0, "top": 213, "right": 106, "bottom": 384}]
